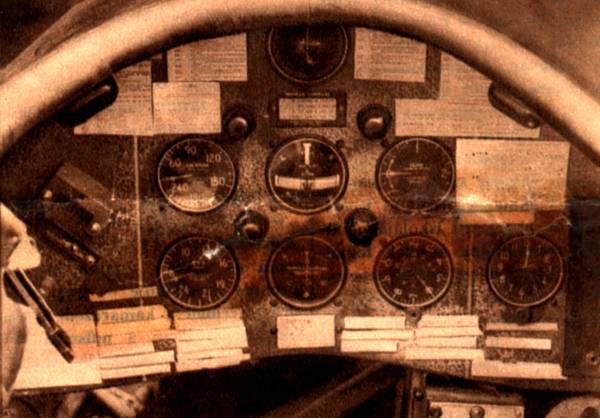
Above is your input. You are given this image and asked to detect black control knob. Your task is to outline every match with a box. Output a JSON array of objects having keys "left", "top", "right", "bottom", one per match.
[
  {"left": 345, "top": 208, "right": 378, "bottom": 247},
  {"left": 357, "top": 104, "right": 392, "bottom": 140},
  {"left": 235, "top": 210, "right": 269, "bottom": 241},
  {"left": 224, "top": 107, "right": 256, "bottom": 141}
]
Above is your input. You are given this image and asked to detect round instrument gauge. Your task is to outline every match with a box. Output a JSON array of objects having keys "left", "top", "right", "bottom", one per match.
[
  {"left": 157, "top": 138, "right": 236, "bottom": 213},
  {"left": 487, "top": 236, "right": 563, "bottom": 307},
  {"left": 267, "top": 25, "right": 348, "bottom": 83},
  {"left": 376, "top": 138, "right": 454, "bottom": 212},
  {"left": 267, "top": 136, "right": 348, "bottom": 214},
  {"left": 374, "top": 235, "right": 452, "bottom": 309},
  {"left": 267, "top": 236, "right": 346, "bottom": 309},
  {"left": 159, "top": 236, "right": 239, "bottom": 310}
]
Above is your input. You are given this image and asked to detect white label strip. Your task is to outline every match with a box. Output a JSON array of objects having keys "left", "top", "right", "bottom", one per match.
[
  {"left": 415, "top": 327, "right": 482, "bottom": 338},
  {"left": 456, "top": 139, "right": 570, "bottom": 211},
  {"left": 458, "top": 211, "right": 535, "bottom": 226},
  {"left": 277, "top": 315, "right": 335, "bottom": 349},
  {"left": 97, "top": 305, "right": 169, "bottom": 324},
  {"left": 99, "top": 350, "right": 174, "bottom": 369},
  {"left": 485, "top": 322, "right": 559, "bottom": 332},
  {"left": 167, "top": 33, "right": 247, "bottom": 82},
  {"left": 354, "top": 28, "right": 427, "bottom": 82},
  {"left": 176, "top": 326, "right": 246, "bottom": 342},
  {"left": 74, "top": 61, "right": 153, "bottom": 136},
  {"left": 97, "top": 330, "right": 176, "bottom": 346},
  {"left": 96, "top": 318, "right": 172, "bottom": 337},
  {"left": 395, "top": 54, "right": 540, "bottom": 138},
  {"left": 341, "top": 340, "right": 398, "bottom": 353},
  {"left": 100, "top": 363, "right": 171, "bottom": 380},
  {"left": 485, "top": 337, "right": 552, "bottom": 350},
  {"left": 418, "top": 315, "right": 479, "bottom": 328},
  {"left": 153, "top": 82, "right": 221, "bottom": 134},
  {"left": 471, "top": 360, "right": 565, "bottom": 380},
  {"left": 174, "top": 309, "right": 242, "bottom": 321},
  {"left": 89, "top": 286, "right": 158, "bottom": 302},
  {"left": 98, "top": 342, "right": 157, "bottom": 358},
  {"left": 415, "top": 336, "right": 478, "bottom": 348},
  {"left": 344, "top": 316, "right": 406, "bottom": 330},
  {"left": 177, "top": 335, "right": 248, "bottom": 353},
  {"left": 279, "top": 98, "right": 338, "bottom": 121},
  {"left": 174, "top": 318, "right": 244, "bottom": 331},
  {"left": 178, "top": 348, "right": 245, "bottom": 362},
  {"left": 176, "top": 354, "right": 251, "bottom": 372},
  {"left": 341, "top": 330, "right": 413, "bottom": 341},
  {"left": 404, "top": 347, "right": 484, "bottom": 360}
]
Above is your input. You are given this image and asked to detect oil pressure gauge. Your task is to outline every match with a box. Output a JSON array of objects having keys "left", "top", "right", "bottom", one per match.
[
  {"left": 377, "top": 138, "right": 454, "bottom": 212},
  {"left": 488, "top": 236, "right": 563, "bottom": 307},
  {"left": 159, "top": 236, "right": 239, "bottom": 310},
  {"left": 374, "top": 235, "right": 452, "bottom": 309},
  {"left": 157, "top": 138, "right": 236, "bottom": 213},
  {"left": 267, "top": 136, "right": 348, "bottom": 214},
  {"left": 267, "top": 236, "right": 346, "bottom": 309}
]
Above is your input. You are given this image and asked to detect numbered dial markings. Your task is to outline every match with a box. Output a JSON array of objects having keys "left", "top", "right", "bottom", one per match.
[
  {"left": 268, "top": 236, "right": 346, "bottom": 309},
  {"left": 488, "top": 236, "right": 563, "bottom": 307},
  {"left": 159, "top": 236, "right": 238, "bottom": 310},
  {"left": 157, "top": 138, "right": 236, "bottom": 213},
  {"left": 377, "top": 138, "right": 454, "bottom": 212},
  {"left": 267, "top": 137, "right": 347, "bottom": 214},
  {"left": 374, "top": 236, "right": 452, "bottom": 308}
]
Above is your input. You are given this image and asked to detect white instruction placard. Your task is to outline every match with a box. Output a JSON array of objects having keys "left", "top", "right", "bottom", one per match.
[
  {"left": 355, "top": 28, "right": 427, "bottom": 82},
  {"left": 279, "top": 97, "right": 337, "bottom": 121},
  {"left": 153, "top": 82, "right": 221, "bottom": 134},
  {"left": 277, "top": 315, "right": 335, "bottom": 349},
  {"left": 456, "top": 139, "right": 570, "bottom": 211},
  {"left": 74, "top": 61, "right": 153, "bottom": 136},
  {"left": 395, "top": 54, "right": 541, "bottom": 138},
  {"left": 168, "top": 33, "right": 247, "bottom": 82}
]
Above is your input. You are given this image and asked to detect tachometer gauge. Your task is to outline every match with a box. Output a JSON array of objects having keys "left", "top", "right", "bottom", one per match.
[
  {"left": 374, "top": 235, "right": 452, "bottom": 309},
  {"left": 267, "top": 136, "right": 347, "bottom": 214},
  {"left": 376, "top": 138, "right": 454, "bottom": 212},
  {"left": 488, "top": 236, "right": 563, "bottom": 307},
  {"left": 157, "top": 138, "right": 236, "bottom": 213},
  {"left": 267, "top": 236, "right": 346, "bottom": 309},
  {"left": 159, "top": 236, "right": 239, "bottom": 310},
  {"left": 267, "top": 25, "right": 348, "bottom": 83}
]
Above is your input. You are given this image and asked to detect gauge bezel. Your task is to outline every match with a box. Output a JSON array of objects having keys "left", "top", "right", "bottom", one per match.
[
  {"left": 376, "top": 137, "right": 455, "bottom": 213},
  {"left": 266, "top": 235, "right": 347, "bottom": 309},
  {"left": 158, "top": 235, "right": 240, "bottom": 310},
  {"left": 156, "top": 137, "right": 237, "bottom": 214},
  {"left": 487, "top": 235, "right": 564, "bottom": 308},
  {"left": 266, "top": 25, "right": 349, "bottom": 84},
  {"left": 266, "top": 134, "right": 349, "bottom": 215},
  {"left": 373, "top": 234, "right": 453, "bottom": 309}
]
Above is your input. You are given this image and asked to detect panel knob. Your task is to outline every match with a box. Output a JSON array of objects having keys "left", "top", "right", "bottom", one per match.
[
  {"left": 357, "top": 104, "right": 392, "bottom": 140},
  {"left": 224, "top": 107, "right": 256, "bottom": 141},
  {"left": 345, "top": 208, "right": 378, "bottom": 246}
]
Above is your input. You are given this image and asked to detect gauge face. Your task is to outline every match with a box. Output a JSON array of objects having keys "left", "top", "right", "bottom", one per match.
[
  {"left": 267, "top": 25, "right": 348, "bottom": 83},
  {"left": 488, "top": 236, "right": 563, "bottom": 307},
  {"left": 267, "top": 136, "right": 347, "bottom": 214},
  {"left": 159, "top": 236, "right": 239, "bottom": 310},
  {"left": 157, "top": 138, "right": 236, "bottom": 213},
  {"left": 377, "top": 138, "right": 454, "bottom": 212},
  {"left": 267, "top": 236, "right": 346, "bottom": 309},
  {"left": 374, "top": 236, "right": 452, "bottom": 309}
]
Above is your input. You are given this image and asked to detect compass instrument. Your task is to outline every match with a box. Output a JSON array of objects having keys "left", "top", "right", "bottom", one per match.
[
  {"left": 488, "top": 235, "right": 563, "bottom": 307},
  {"left": 374, "top": 235, "right": 453, "bottom": 309},
  {"left": 376, "top": 138, "right": 454, "bottom": 212},
  {"left": 267, "top": 25, "right": 348, "bottom": 83},
  {"left": 159, "top": 236, "right": 239, "bottom": 310},
  {"left": 267, "top": 136, "right": 348, "bottom": 214},
  {"left": 157, "top": 138, "right": 236, "bottom": 213},
  {"left": 267, "top": 236, "right": 346, "bottom": 309}
]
